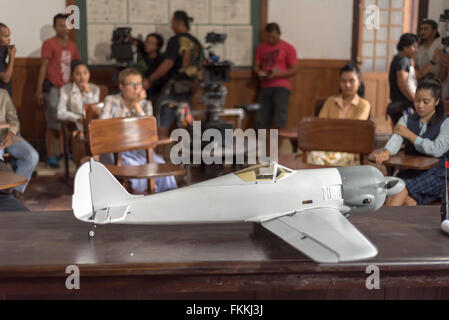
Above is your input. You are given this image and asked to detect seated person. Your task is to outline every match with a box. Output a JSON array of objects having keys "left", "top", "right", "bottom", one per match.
[
  {"left": 57, "top": 60, "right": 100, "bottom": 166},
  {"left": 376, "top": 79, "right": 449, "bottom": 206},
  {"left": 135, "top": 33, "right": 165, "bottom": 107},
  {"left": 0, "top": 89, "right": 39, "bottom": 198},
  {"left": 100, "top": 68, "right": 177, "bottom": 193},
  {"left": 307, "top": 63, "right": 371, "bottom": 166}
]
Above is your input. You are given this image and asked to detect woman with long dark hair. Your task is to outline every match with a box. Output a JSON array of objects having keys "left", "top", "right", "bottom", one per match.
[
  {"left": 307, "top": 62, "right": 371, "bottom": 166},
  {"left": 376, "top": 79, "right": 449, "bottom": 206}
]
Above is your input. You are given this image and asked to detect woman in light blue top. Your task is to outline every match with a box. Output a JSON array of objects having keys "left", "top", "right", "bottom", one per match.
[{"left": 376, "top": 79, "right": 449, "bottom": 206}]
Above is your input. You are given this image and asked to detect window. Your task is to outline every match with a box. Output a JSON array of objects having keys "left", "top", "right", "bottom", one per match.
[{"left": 360, "top": 0, "right": 417, "bottom": 72}]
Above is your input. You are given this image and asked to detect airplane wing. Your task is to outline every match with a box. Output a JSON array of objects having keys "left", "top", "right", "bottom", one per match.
[{"left": 261, "top": 208, "right": 378, "bottom": 263}]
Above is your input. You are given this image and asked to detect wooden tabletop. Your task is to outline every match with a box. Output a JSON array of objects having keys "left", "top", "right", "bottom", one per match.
[
  {"left": 369, "top": 149, "right": 440, "bottom": 171},
  {"left": 0, "top": 206, "right": 449, "bottom": 299},
  {"left": 105, "top": 163, "right": 186, "bottom": 179},
  {"left": 0, "top": 171, "right": 27, "bottom": 190}
]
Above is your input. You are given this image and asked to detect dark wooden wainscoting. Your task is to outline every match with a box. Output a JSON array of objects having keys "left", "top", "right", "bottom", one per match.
[{"left": 12, "top": 59, "right": 366, "bottom": 150}]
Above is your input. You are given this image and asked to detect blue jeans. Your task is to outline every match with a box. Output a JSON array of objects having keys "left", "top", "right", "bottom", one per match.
[{"left": 4, "top": 136, "right": 39, "bottom": 193}]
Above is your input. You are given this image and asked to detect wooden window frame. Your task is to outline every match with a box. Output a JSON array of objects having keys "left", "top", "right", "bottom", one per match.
[{"left": 355, "top": 0, "right": 420, "bottom": 72}]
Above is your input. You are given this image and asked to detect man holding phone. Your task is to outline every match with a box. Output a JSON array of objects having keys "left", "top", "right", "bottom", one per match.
[{"left": 253, "top": 23, "right": 298, "bottom": 129}]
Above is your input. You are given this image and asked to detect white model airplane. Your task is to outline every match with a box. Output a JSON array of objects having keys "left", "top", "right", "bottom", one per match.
[{"left": 72, "top": 159, "right": 405, "bottom": 264}]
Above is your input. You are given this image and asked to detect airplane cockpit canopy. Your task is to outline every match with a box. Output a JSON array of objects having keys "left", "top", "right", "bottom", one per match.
[{"left": 235, "top": 163, "right": 293, "bottom": 183}]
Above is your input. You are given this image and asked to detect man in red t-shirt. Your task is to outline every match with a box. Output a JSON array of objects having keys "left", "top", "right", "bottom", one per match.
[
  {"left": 254, "top": 23, "right": 298, "bottom": 129},
  {"left": 35, "top": 13, "right": 81, "bottom": 168}
]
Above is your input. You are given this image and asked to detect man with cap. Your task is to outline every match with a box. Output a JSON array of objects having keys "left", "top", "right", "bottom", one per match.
[{"left": 415, "top": 19, "right": 443, "bottom": 80}]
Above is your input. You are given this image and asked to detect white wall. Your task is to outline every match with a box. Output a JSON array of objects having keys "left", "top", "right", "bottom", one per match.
[
  {"left": 268, "top": 0, "right": 354, "bottom": 60},
  {"left": 428, "top": 0, "right": 449, "bottom": 22},
  {"left": 0, "top": 0, "right": 66, "bottom": 57}
]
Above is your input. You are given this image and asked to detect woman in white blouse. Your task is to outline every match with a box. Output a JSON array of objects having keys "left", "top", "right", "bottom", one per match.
[
  {"left": 57, "top": 60, "right": 100, "bottom": 131},
  {"left": 56, "top": 60, "right": 100, "bottom": 166}
]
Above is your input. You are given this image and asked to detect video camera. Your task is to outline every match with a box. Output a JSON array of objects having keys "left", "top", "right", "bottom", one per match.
[
  {"left": 201, "top": 32, "right": 233, "bottom": 124},
  {"left": 206, "top": 32, "right": 227, "bottom": 45},
  {"left": 110, "top": 27, "right": 134, "bottom": 64}
]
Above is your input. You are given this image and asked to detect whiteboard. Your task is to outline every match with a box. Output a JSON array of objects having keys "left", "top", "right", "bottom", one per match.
[
  {"left": 85, "top": 0, "right": 254, "bottom": 66},
  {"left": 268, "top": 0, "right": 353, "bottom": 60}
]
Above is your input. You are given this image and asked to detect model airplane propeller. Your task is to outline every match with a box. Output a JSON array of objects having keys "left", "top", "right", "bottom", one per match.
[{"left": 72, "top": 159, "right": 405, "bottom": 264}]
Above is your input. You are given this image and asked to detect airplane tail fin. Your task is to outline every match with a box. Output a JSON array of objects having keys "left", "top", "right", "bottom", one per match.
[{"left": 72, "top": 159, "right": 136, "bottom": 222}]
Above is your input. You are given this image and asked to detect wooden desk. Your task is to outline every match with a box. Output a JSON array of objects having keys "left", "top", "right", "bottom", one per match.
[
  {"left": 1, "top": 206, "right": 449, "bottom": 299},
  {"left": 0, "top": 171, "right": 27, "bottom": 190},
  {"left": 369, "top": 149, "right": 440, "bottom": 175}
]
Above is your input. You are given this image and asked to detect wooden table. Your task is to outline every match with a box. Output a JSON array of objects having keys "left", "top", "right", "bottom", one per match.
[
  {"left": 1, "top": 206, "right": 449, "bottom": 299},
  {"left": 0, "top": 171, "right": 27, "bottom": 190},
  {"left": 369, "top": 149, "right": 440, "bottom": 175}
]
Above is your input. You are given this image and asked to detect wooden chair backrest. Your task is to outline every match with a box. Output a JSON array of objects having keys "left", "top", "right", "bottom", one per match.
[
  {"left": 297, "top": 117, "right": 375, "bottom": 163},
  {"left": 82, "top": 103, "right": 103, "bottom": 136},
  {"left": 98, "top": 85, "right": 109, "bottom": 102},
  {"left": 89, "top": 116, "right": 159, "bottom": 156},
  {"left": 313, "top": 98, "right": 327, "bottom": 117}
]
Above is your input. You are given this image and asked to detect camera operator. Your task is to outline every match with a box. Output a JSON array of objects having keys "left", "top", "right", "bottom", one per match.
[
  {"left": 135, "top": 33, "right": 165, "bottom": 107},
  {"left": 146, "top": 11, "right": 203, "bottom": 138}
]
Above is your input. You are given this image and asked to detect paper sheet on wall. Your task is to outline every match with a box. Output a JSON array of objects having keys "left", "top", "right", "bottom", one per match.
[
  {"left": 87, "top": 0, "right": 127, "bottom": 23},
  {"left": 129, "top": 0, "right": 169, "bottom": 24},
  {"left": 171, "top": 0, "right": 210, "bottom": 24},
  {"left": 198, "top": 25, "right": 225, "bottom": 61},
  {"left": 88, "top": 24, "right": 114, "bottom": 65},
  {"left": 211, "top": 0, "right": 251, "bottom": 24},
  {"left": 225, "top": 26, "right": 253, "bottom": 66}
]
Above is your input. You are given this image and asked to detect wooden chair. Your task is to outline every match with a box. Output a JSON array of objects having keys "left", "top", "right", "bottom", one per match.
[
  {"left": 297, "top": 117, "right": 375, "bottom": 168},
  {"left": 278, "top": 98, "right": 327, "bottom": 153},
  {"left": 83, "top": 103, "right": 104, "bottom": 139},
  {"left": 88, "top": 116, "right": 185, "bottom": 194},
  {"left": 98, "top": 85, "right": 109, "bottom": 102}
]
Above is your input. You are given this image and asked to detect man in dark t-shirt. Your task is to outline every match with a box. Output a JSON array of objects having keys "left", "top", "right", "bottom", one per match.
[
  {"left": 148, "top": 11, "right": 202, "bottom": 136},
  {"left": 0, "top": 23, "right": 15, "bottom": 97},
  {"left": 387, "top": 33, "right": 419, "bottom": 125}
]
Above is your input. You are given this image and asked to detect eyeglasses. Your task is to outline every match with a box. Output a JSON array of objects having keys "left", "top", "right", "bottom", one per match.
[{"left": 124, "top": 82, "right": 143, "bottom": 89}]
